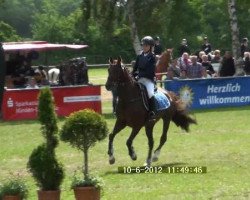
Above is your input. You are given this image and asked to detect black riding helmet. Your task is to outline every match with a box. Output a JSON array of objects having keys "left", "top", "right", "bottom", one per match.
[{"left": 141, "top": 36, "right": 155, "bottom": 47}]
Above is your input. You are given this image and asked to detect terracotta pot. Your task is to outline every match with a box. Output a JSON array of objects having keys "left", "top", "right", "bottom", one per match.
[
  {"left": 37, "top": 190, "right": 61, "bottom": 200},
  {"left": 74, "top": 187, "right": 100, "bottom": 200},
  {"left": 3, "top": 196, "right": 21, "bottom": 200}
]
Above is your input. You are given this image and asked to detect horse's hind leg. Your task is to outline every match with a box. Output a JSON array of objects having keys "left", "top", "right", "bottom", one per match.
[
  {"left": 145, "top": 124, "right": 155, "bottom": 166},
  {"left": 108, "top": 120, "right": 126, "bottom": 165},
  {"left": 126, "top": 127, "right": 141, "bottom": 161},
  {"left": 152, "top": 117, "right": 171, "bottom": 162}
]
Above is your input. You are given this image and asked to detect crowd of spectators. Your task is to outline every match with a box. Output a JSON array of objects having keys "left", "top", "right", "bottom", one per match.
[
  {"left": 4, "top": 51, "right": 89, "bottom": 89},
  {"left": 155, "top": 36, "right": 250, "bottom": 80},
  {"left": 5, "top": 51, "right": 49, "bottom": 89},
  {"left": 4, "top": 36, "right": 250, "bottom": 89}
]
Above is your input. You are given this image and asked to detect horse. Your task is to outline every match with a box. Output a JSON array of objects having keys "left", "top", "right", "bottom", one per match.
[
  {"left": 105, "top": 57, "right": 197, "bottom": 166},
  {"left": 156, "top": 49, "right": 173, "bottom": 83}
]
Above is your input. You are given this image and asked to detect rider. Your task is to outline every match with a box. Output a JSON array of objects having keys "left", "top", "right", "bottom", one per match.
[
  {"left": 132, "top": 36, "right": 157, "bottom": 119},
  {"left": 154, "top": 36, "right": 163, "bottom": 56}
]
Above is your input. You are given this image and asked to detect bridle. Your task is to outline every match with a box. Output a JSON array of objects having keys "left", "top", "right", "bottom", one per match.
[
  {"left": 108, "top": 64, "right": 134, "bottom": 87},
  {"left": 107, "top": 63, "right": 142, "bottom": 104}
]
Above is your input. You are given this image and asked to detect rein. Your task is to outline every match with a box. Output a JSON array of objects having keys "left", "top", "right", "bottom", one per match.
[{"left": 114, "top": 67, "right": 145, "bottom": 105}]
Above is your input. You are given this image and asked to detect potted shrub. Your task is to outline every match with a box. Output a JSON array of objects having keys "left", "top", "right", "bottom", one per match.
[
  {"left": 0, "top": 177, "right": 28, "bottom": 200},
  {"left": 27, "top": 88, "right": 64, "bottom": 200},
  {"left": 60, "top": 109, "right": 108, "bottom": 200}
]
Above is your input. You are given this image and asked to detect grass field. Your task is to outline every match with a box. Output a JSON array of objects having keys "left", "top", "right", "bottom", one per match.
[{"left": 0, "top": 101, "right": 250, "bottom": 200}]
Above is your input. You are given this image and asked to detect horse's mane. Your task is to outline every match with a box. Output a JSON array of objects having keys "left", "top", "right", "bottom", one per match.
[
  {"left": 110, "top": 58, "right": 136, "bottom": 84},
  {"left": 122, "top": 64, "right": 136, "bottom": 84}
]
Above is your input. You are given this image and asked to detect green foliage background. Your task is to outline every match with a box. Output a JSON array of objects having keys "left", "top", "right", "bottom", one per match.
[{"left": 1, "top": 0, "right": 250, "bottom": 62}]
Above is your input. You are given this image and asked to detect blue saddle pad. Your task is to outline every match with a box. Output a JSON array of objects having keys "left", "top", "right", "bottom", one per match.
[{"left": 154, "top": 91, "right": 171, "bottom": 111}]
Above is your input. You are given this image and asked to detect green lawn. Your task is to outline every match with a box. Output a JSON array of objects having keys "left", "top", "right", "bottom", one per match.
[
  {"left": 0, "top": 103, "right": 250, "bottom": 200},
  {"left": 88, "top": 68, "right": 108, "bottom": 85}
]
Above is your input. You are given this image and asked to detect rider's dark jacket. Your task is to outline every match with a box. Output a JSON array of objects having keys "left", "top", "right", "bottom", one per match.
[{"left": 133, "top": 52, "right": 156, "bottom": 81}]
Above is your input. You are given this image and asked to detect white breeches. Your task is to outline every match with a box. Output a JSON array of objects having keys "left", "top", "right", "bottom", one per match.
[{"left": 138, "top": 77, "right": 154, "bottom": 98}]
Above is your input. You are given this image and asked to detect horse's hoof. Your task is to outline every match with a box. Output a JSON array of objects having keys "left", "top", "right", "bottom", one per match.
[
  {"left": 109, "top": 156, "right": 115, "bottom": 165},
  {"left": 143, "top": 162, "right": 151, "bottom": 167},
  {"left": 130, "top": 153, "right": 137, "bottom": 161},
  {"left": 152, "top": 150, "right": 160, "bottom": 162},
  {"left": 152, "top": 156, "right": 159, "bottom": 162},
  {"left": 144, "top": 159, "right": 152, "bottom": 167}
]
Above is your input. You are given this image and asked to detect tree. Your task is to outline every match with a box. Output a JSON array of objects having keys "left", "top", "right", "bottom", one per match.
[
  {"left": 0, "top": 0, "right": 36, "bottom": 37},
  {"left": 0, "top": 21, "right": 21, "bottom": 42},
  {"left": 1, "top": 0, "right": 249, "bottom": 63},
  {"left": 127, "top": 0, "right": 141, "bottom": 55},
  {"left": 228, "top": 0, "right": 240, "bottom": 59},
  {"left": 32, "top": 1, "right": 78, "bottom": 43}
]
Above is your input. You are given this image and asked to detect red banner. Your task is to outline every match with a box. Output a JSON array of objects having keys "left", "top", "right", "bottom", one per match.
[{"left": 2, "top": 86, "right": 101, "bottom": 121}]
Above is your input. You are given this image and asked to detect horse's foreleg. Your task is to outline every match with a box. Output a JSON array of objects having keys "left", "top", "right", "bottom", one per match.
[
  {"left": 126, "top": 127, "right": 141, "bottom": 161},
  {"left": 145, "top": 124, "right": 155, "bottom": 166},
  {"left": 152, "top": 117, "right": 171, "bottom": 162},
  {"left": 108, "top": 120, "right": 126, "bottom": 165}
]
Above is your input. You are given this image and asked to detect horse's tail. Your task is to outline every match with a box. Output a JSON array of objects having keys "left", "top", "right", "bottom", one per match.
[{"left": 168, "top": 91, "right": 197, "bottom": 132}]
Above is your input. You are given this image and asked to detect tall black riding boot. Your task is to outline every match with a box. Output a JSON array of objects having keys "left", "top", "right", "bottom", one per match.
[{"left": 149, "top": 96, "right": 157, "bottom": 121}]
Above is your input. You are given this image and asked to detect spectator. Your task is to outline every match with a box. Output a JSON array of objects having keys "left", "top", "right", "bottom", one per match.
[
  {"left": 201, "top": 54, "right": 216, "bottom": 76},
  {"left": 243, "top": 51, "right": 249, "bottom": 61},
  {"left": 202, "top": 67, "right": 212, "bottom": 79},
  {"left": 179, "top": 70, "right": 187, "bottom": 79},
  {"left": 23, "top": 60, "right": 35, "bottom": 77},
  {"left": 26, "top": 77, "right": 39, "bottom": 89},
  {"left": 177, "top": 52, "right": 191, "bottom": 72},
  {"left": 240, "top": 37, "right": 249, "bottom": 57},
  {"left": 201, "top": 37, "right": 212, "bottom": 54},
  {"left": 34, "top": 65, "right": 49, "bottom": 85},
  {"left": 219, "top": 51, "right": 235, "bottom": 77},
  {"left": 169, "top": 59, "right": 180, "bottom": 78},
  {"left": 186, "top": 56, "right": 203, "bottom": 79},
  {"left": 211, "top": 50, "right": 221, "bottom": 63},
  {"left": 166, "top": 67, "right": 174, "bottom": 80},
  {"left": 243, "top": 52, "right": 250, "bottom": 75},
  {"left": 154, "top": 36, "right": 163, "bottom": 56},
  {"left": 197, "top": 51, "right": 205, "bottom": 63},
  {"left": 178, "top": 39, "right": 190, "bottom": 57}
]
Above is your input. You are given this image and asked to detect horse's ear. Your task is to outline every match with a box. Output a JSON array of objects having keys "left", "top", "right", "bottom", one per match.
[
  {"left": 117, "top": 56, "right": 122, "bottom": 65},
  {"left": 109, "top": 57, "right": 113, "bottom": 64}
]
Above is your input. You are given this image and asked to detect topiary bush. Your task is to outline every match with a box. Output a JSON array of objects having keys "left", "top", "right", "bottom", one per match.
[
  {"left": 38, "top": 87, "right": 59, "bottom": 150},
  {"left": 28, "top": 144, "right": 64, "bottom": 191},
  {"left": 60, "top": 109, "right": 108, "bottom": 182},
  {"left": 27, "top": 87, "right": 64, "bottom": 191}
]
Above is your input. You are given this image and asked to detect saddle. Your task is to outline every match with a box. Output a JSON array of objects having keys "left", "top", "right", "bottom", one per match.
[{"left": 137, "top": 83, "right": 171, "bottom": 112}]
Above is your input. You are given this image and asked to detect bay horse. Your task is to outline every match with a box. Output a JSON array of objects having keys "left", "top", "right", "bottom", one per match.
[
  {"left": 156, "top": 49, "right": 173, "bottom": 83},
  {"left": 105, "top": 57, "right": 196, "bottom": 166}
]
